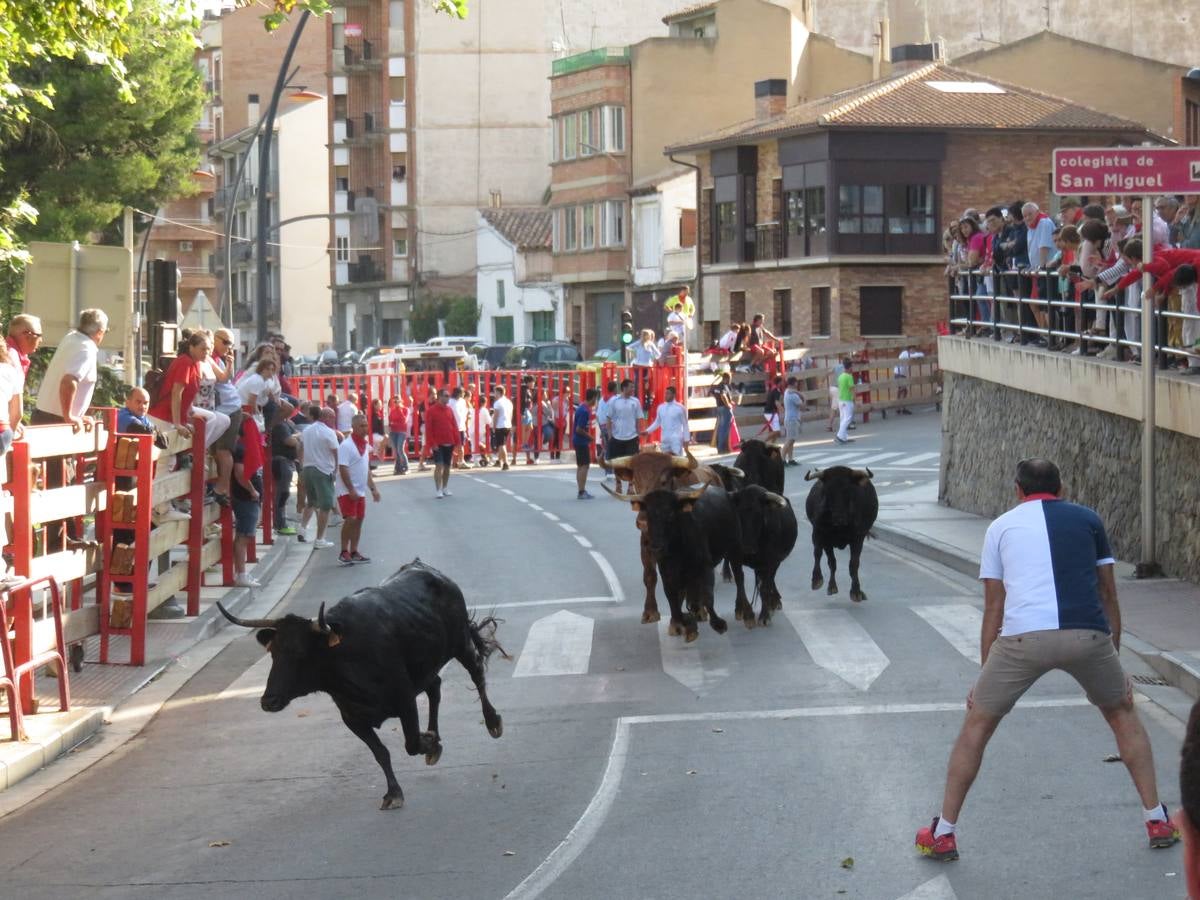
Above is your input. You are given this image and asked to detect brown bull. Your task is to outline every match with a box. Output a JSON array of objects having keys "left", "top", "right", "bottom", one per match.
[{"left": 601, "top": 448, "right": 752, "bottom": 626}]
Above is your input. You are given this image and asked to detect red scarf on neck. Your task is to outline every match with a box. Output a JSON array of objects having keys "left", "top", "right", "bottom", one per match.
[
  {"left": 352, "top": 433, "right": 368, "bottom": 456},
  {"left": 6, "top": 337, "right": 28, "bottom": 375}
]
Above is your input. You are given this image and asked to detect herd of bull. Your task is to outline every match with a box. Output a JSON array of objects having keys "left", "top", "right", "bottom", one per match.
[{"left": 217, "top": 440, "right": 879, "bottom": 809}]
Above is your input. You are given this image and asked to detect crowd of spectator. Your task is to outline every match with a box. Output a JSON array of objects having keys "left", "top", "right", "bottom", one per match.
[{"left": 947, "top": 195, "right": 1200, "bottom": 371}]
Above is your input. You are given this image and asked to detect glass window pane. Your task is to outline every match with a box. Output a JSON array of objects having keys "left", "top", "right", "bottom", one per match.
[
  {"left": 807, "top": 187, "right": 826, "bottom": 233},
  {"left": 863, "top": 215, "right": 884, "bottom": 234},
  {"left": 838, "top": 185, "right": 860, "bottom": 216},
  {"left": 838, "top": 217, "right": 861, "bottom": 234},
  {"left": 786, "top": 191, "right": 804, "bottom": 236},
  {"left": 863, "top": 185, "right": 883, "bottom": 215}
]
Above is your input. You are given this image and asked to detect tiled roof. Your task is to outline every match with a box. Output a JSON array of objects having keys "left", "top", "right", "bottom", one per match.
[
  {"left": 666, "top": 64, "right": 1157, "bottom": 152},
  {"left": 481, "top": 207, "right": 552, "bottom": 250},
  {"left": 662, "top": 2, "right": 716, "bottom": 23}
]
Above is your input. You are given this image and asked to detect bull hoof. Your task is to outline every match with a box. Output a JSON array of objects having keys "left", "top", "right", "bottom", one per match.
[
  {"left": 697, "top": 606, "right": 709, "bottom": 622},
  {"left": 667, "top": 620, "right": 684, "bottom": 637},
  {"left": 811, "top": 576, "right": 824, "bottom": 591},
  {"left": 684, "top": 630, "right": 700, "bottom": 644},
  {"left": 851, "top": 589, "right": 867, "bottom": 603},
  {"left": 770, "top": 597, "right": 782, "bottom": 611},
  {"left": 642, "top": 610, "right": 661, "bottom": 624},
  {"left": 380, "top": 792, "right": 405, "bottom": 811},
  {"left": 827, "top": 583, "right": 839, "bottom": 596},
  {"left": 734, "top": 605, "right": 745, "bottom": 621},
  {"left": 710, "top": 616, "right": 728, "bottom": 635},
  {"left": 487, "top": 715, "right": 503, "bottom": 739},
  {"left": 758, "top": 612, "right": 772, "bottom": 627},
  {"left": 425, "top": 745, "right": 443, "bottom": 766},
  {"left": 742, "top": 613, "right": 757, "bottom": 631}
]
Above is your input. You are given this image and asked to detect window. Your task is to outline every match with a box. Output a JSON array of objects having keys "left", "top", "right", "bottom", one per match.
[
  {"left": 773, "top": 289, "right": 791, "bottom": 337},
  {"left": 493, "top": 315, "right": 514, "bottom": 344},
  {"left": 600, "top": 199, "right": 625, "bottom": 247},
  {"left": 859, "top": 286, "right": 902, "bottom": 335},
  {"left": 179, "top": 240, "right": 193, "bottom": 252},
  {"left": 784, "top": 184, "right": 826, "bottom": 257},
  {"left": 601, "top": 106, "right": 625, "bottom": 152},
  {"left": 392, "top": 152, "right": 407, "bottom": 181},
  {"left": 496, "top": 279, "right": 505, "bottom": 308},
  {"left": 334, "top": 95, "right": 348, "bottom": 119},
  {"left": 838, "top": 185, "right": 883, "bottom": 234},
  {"left": 562, "top": 114, "right": 577, "bottom": 160},
  {"left": 811, "top": 286, "right": 831, "bottom": 336},
  {"left": 579, "top": 109, "right": 596, "bottom": 157},
  {"left": 550, "top": 118, "right": 559, "bottom": 163},
  {"left": 886, "top": 184, "right": 935, "bottom": 234},
  {"left": 336, "top": 176, "right": 349, "bottom": 192},
  {"left": 715, "top": 201, "right": 736, "bottom": 257},
  {"left": 679, "top": 209, "right": 697, "bottom": 248},
  {"left": 1186, "top": 99, "right": 1199, "bottom": 146},
  {"left": 393, "top": 238, "right": 407, "bottom": 257},
  {"left": 390, "top": 75, "right": 406, "bottom": 102},
  {"left": 581, "top": 203, "right": 595, "bottom": 249},
  {"left": 730, "top": 290, "right": 746, "bottom": 325},
  {"left": 335, "top": 237, "right": 350, "bottom": 263},
  {"left": 530, "top": 310, "right": 555, "bottom": 341},
  {"left": 564, "top": 206, "right": 577, "bottom": 250}
]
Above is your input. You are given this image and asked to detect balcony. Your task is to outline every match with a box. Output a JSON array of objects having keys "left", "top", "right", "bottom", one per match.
[
  {"left": 345, "top": 115, "right": 385, "bottom": 145},
  {"left": 752, "top": 222, "right": 782, "bottom": 262},
  {"left": 232, "top": 242, "right": 253, "bottom": 264},
  {"left": 348, "top": 257, "right": 385, "bottom": 284},
  {"left": 344, "top": 40, "right": 382, "bottom": 72}
]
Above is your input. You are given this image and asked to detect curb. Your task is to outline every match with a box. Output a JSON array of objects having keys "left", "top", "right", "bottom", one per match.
[
  {"left": 0, "top": 538, "right": 297, "bottom": 795},
  {"left": 871, "top": 522, "right": 1200, "bottom": 703}
]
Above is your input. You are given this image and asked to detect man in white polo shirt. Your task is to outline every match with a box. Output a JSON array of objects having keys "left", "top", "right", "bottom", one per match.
[
  {"left": 299, "top": 407, "right": 339, "bottom": 548},
  {"left": 915, "top": 458, "right": 1178, "bottom": 862},
  {"left": 606, "top": 378, "right": 644, "bottom": 496},
  {"left": 643, "top": 386, "right": 689, "bottom": 455}
]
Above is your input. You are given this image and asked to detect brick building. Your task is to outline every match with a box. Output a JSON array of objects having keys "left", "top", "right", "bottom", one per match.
[{"left": 666, "top": 57, "right": 1157, "bottom": 344}]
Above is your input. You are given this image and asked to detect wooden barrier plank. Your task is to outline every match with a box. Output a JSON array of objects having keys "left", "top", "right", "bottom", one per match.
[
  {"left": 32, "top": 605, "right": 98, "bottom": 655},
  {"left": 21, "top": 424, "right": 109, "bottom": 459},
  {"left": 200, "top": 536, "right": 222, "bottom": 569},
  {"left": 148, "top": 520, "right": 189, "bottom": 559},
  {"left": 29, "top": 482, "right": 108, "bottom": 523},
  {"left": 145, "top": 564, "right": 189, "bottom": 615},
  {"left": 28, "top": 549, "right": 90, "bottom": 584},
  {"left": 151, "top": 469, "right": 191, "bottom": 504}
]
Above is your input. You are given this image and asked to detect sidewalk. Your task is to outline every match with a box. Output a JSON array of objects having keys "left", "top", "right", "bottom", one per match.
[
  {"left": 0, "top": 536, "right": 310, "bottom": 796},
  {"left": 872, "top": 480, "right": 1200, "bottom": 703}
]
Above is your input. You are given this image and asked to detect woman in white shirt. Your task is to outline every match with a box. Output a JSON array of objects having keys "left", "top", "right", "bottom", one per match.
[
  {"left": 238, "top": 357, "right": 281, "bottom": 427},
  {"left": 632, "top": 329, "right": 660, "bottom": 367}
]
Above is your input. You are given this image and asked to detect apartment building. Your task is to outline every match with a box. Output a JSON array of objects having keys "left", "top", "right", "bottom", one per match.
[{"left": 476, "top": 208, "right": 560, "bottom": 346}]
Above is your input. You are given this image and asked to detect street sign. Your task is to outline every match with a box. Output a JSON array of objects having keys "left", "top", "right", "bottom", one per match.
[
  {"left": 1052, "top": 146, "right": 1200, "bottom": 196},
  {"left": 344, "top": 23, "right": 362, "bottom": 37},
  {"left": 23, "top": 241, "right": 131, "bottom": 349}
]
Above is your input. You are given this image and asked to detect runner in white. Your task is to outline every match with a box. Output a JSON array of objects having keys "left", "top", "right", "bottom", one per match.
[{"left": 643, "top": 386, "right": 690, "bottom": 455}]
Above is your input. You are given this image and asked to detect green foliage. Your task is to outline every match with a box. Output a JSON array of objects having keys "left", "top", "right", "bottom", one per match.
[
  {"left": 410, "top": 295, "right": 480, "bottom": 342},
  {"left": 259, "top": 0, "right": 466, "bottom": 31}
]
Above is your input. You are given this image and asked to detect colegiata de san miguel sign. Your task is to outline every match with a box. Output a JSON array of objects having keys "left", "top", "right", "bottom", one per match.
[{"left": 1052, "top": 147, "right": 1200, "bottom": 195}]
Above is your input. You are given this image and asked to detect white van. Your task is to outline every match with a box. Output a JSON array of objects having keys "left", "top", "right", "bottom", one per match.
[{"left": 425, "top": 335, "right": 482, "bottom": 348}]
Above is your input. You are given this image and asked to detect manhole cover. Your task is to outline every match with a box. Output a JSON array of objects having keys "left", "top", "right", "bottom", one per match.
[{"left": 1131, "top": 674, "right": 1169, "bottom": 686}]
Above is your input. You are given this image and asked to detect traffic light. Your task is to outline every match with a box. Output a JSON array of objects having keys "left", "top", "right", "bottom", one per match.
[
  {"left": 146, "top": 259, "right": 179, "bottom": 325},
  {"left": 620, "top": 309, "right": 634, "bottom": 346}
]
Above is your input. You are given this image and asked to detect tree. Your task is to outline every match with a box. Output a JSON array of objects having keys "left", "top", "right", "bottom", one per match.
[
  {"left": 263, "top": 0, "right": 467, "bottom": 30},
  {"left": 1, "top": 2, "right": 205, "bottom": 244},
  {"left": 410, "top": 295, "right": 480, "bottom": 342}
]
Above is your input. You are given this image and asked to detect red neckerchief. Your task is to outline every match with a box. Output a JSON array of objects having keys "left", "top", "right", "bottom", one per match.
[
  {"left": 1027, "top": 212, "right": 1046, "bottom": 230},
  {"left": 6, "top": 337, "right": 28, "bottom": 375},
  {"left": 1022, "top": 493, "right": 1059, "bottom": 503},
  {"left": 351, "top": 433, "right": 368, "bottom": 456}
]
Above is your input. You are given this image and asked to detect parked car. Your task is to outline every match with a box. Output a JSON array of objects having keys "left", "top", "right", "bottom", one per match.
[
  {"left": 501, "top": 341, "right": 583, "bottom": 371},
  {"left": 576, "top": 347, "right": 623, "bottom": 371},
  {"left": 472, "top": 343, "right": 513, "bottom": 371},
  {"left": 316, "top": 349, "right": 342, "bottom": 373}
]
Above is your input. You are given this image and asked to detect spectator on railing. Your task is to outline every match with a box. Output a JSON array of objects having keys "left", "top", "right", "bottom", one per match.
[
  {"left": 270, "top": 401, "right": 300, "bottom": 537},
  {"left": 199, "top": 328, "right": 242, "bottom": 504},
  {"left": 644, "top": 385, "right": 690, "bottom": 456},
  {"left": 231, "top": 416, "right": 264, "bottom": 588},
  {"left": 958, "top": 216, "right": 986, "bottom": 335},
  {"left": 1176, "top": 196, "right": 1200, "bottom": 250},
  {"left": 1076, "top": 219, "right": 1111, "bottom": 346},
  {"left": 32, "top": 308, "right": 106, "bottom": 433},
  {"left": 387, "top": 395, "right": 410, "bottom": 475},
  {"left": 632, "top": 329, "right": 660, "bottom": 368},
  {"left": 1175, "top": 265, "right": 1200, "bottom": 375},
  {"left": 5, "top": 314, "right": 39, "bottom": 428},
  {"left": 148, "top": 329, "right": 231, "bottom": 463},
  {"left": 746, "top": 313, "right": 780, "bottom": 372},
  {"left": 491, "top": 384, "right": 513, "bottom": 471},
  {"left": 1023, "top": 202, "right": 1057, "bottom": 337},
  {"left": 714, "top": 322, "right": 741, "bottom": 355},
  {"left": 298, "top": 407, "right": 338, "bottom": 548},
  {"left": 237, "top": 356, "right": 281, "bottom": 429},
  {"left": 711, "top": 371, "right": 736, "bottom": 454}
]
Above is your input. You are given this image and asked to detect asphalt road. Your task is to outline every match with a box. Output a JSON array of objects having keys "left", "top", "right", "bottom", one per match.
[{"left": 0, "top": 409, "right": 1190, "bottom": 899}]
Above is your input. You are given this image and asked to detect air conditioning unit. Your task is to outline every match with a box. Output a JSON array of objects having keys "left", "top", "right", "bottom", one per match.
[{"left": 179, "top": 240, "right": 193, "bottom": 252}]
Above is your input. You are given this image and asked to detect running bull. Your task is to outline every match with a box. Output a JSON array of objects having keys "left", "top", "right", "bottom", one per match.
[
  {"left": 733, "top": 439, "right": 785, "bottom": 494},
  {"left": 804, "top": 465, "right": 878, "bottom": 602},
  {"left": 218, "top": 558, "right": 506, "bottom": 810},
  {"left": 729, "top": 484, "right": 798, "bottom": 626}
]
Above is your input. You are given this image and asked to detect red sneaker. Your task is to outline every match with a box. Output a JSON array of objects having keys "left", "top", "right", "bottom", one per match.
[
  {"left": 915, "top": 817, "right": 959, "bottom": 861},
  {"left": 1147, "top": 814, "right": 1181, "bottom": 849}
]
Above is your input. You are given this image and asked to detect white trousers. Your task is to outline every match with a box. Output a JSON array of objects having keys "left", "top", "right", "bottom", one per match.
[
  {"left": 837, "top": 400, "right": 854, "bottom": 441},
  {"left": 150, "top": 407, "right": 230, "bottom": 449}
]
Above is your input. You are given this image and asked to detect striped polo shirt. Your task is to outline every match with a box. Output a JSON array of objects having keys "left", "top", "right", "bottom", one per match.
[{"left": 979, "top": 497, "right": 1115, "bottom": 636}]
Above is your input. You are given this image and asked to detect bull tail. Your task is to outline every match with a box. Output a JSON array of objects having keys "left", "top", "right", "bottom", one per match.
[{"left": 469, "top": 614, "right": 512, "bottom": 664}]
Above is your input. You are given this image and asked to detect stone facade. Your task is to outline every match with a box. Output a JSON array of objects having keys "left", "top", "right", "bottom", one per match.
[{"left": 941, "top": 373, "right": 1200, "bottom": 582}]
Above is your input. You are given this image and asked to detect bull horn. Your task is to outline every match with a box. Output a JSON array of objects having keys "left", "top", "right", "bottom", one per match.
[
  {"left": 675, "top": 483, "right": 708, "bottom": 502},
  {"left": 685, "top": 447, "right": 700, "bottom": 469},
  {"left": 601, "top": 482, "right": 641, "bottom": 503},
  {"left": 865, "top": 467, "right": 874, "bottom": 479},
  {"left": 726, "top": 466, "right": 745, "bottom": 478},
  {"left": 803, "top": 468, "right": 822, "bottom": 481},
  {"left": 765, "top": 491, "right": 788, "bottom": 507},
  {"left": 314, "top": 602, "right": 330, "bottom": 634},
  {"left": 605, "top": 455, "right": 636, "bottom": 470},
  {"left": 216, "top": 602, "right": 277, "bottom": 630}
]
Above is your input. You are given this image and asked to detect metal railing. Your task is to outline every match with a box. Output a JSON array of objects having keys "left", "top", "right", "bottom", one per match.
[{"left": 947, "top": 267, "right": 1200, "bottom": 371}]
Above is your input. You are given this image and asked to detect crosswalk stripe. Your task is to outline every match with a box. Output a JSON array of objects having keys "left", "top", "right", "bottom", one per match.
[
  {"left": 896, "top": 875, "right": 958, "bottom": 900},
  {"left": 848, "top": 452, "right": 906, "bottom": 466},
  {"left": 513, "top": 610, "right": 594, "bottom": 677},
  {"left": 784, "top": 608, "right": 889, "bottom": 690},
  {"left": 801, "top": 452, "right": 874, "bottom": 466},
  {"left": 891, "top": 451, "right": 940, "bottom": 466},
  {"left": 912, "top": 605, "right": 984, "bottom": 665}
]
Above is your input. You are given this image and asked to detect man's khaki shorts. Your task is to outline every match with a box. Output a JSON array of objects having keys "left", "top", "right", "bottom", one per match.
[{"left": 972, "top": 628, "right": 1130, "bottom": 717}]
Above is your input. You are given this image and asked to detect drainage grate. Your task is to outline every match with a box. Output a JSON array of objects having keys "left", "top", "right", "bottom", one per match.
[{"left": 1131, "top": 674, "right": 1170, "bottom": 686}]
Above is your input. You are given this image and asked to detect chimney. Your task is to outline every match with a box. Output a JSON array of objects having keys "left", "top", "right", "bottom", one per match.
[
  {"left": 247, "top": 92, "right": 260, "bottom": 123},
  {"left": 754, "top": 79, "right": 787, "bottom": 121},
  {"left": 890, "top": 42, "right": 938, "bottom": 73},
  {"left": 489, "top": 189, "right": 503, "bottom": 209}
]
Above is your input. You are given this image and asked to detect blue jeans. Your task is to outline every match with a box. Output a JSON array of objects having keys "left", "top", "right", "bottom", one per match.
[
  {"left": 715, "top": 406, "right": 733, "bottom": 453},
  {"left": 390, "top": 431, "right": 408, "bottom": 473}
]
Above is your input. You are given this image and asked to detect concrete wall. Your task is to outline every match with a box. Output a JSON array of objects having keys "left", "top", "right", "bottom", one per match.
[
  {"left": 475, "top": 217, "right": 563, "bottom": 345},
  {"left": 277, "top": 99, "right": 333, "bottom": 354},
  {"left": 939, "top": 336, "right": 1200, "bottom": 580}
]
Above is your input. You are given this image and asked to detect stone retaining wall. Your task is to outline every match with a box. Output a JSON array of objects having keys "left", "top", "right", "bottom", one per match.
[{"left": 940, "top": 372, "right": 1200, "bottom": 582}]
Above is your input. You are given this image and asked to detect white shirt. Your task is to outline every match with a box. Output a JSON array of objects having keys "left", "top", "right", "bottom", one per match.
[
  {"left": 632, "top": 342, "right": 660, "bottom": 367},
  {"left": 300, "top": 421, "right": 340, "bottom": 475},
  {"left": 666, "top": 310, "right": 686, "bottom": 341},
  {"left": 894, "top": 349, "right": 925, "bottom": 378},
  {"left": 451, "top": 396, "right": 468, "bottom": 430},
  {"left": 718, "top": 329, "right": 738, "bottom": 351},
  {"left": 238, "top": 372, "right": 281, "bottom": 410},
  {"left": 477, "top": 406, "right": 492, "bottom": 430},
  {"left": 492, "top": 396, "right": 513, "bottom": 430},
  {"left": 608, "top": 395, "right": 644, "bottom": 441},
  {"left": 36, "top": 330, "right": 98, "bottom": 419},
  {"left": 336, "top": 437, "right": 370, "bottom": 498},
  {"left": 5, "top": 345, "right": 25, "bottom": 394},
  {"left": 1025, "top": 215, "right": 1056, "bottom": 267},
  {"left": 645, "top": 401, "right": 689, "bottom": 450},
  {"left": 336, "top": 399, "right": 358, "bottom": 432},
  {"left": 0, "top": 362, "right": 20, "bottom": 426}
]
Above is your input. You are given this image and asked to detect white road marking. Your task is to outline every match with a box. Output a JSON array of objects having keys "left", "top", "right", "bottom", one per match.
[
  {"left": 501, "top": 488, "right": 516, "bottom": 496},
  {"left": 589, "top": 550, "right": 624, "bottom": 604},
  {"left": 802, "top": 452, "right": 874, "bottom": 467},
  {"left": 869, "top": 542, "right": 975, "bottom": 594},
  {"left": 784, "top": 608, "right": 890, "bottom": 691},
  {"left": 527, "top": 503, "right": 544, "bottom": 511},
  {"left": 503, "top": 697, "right": 1090, "bottom": 900},
  {"left": 657, "top": 621, "right": 734, "bottom": 695},
  {"left": 543, "top": 512, "right": 560, "bottom": 522},
  {"left": 513, "top": 611, "right": 594, "bottom": 677},
  {"left": 891, "top": 451, "right": 940, "bottom": 466},
  {"left": 896, "top": 875, "right": 958, "bottom": 900},
  {"left": 848, "top": 452, "right": 905, "bottom": 466},
  {"left": 217, "top": 654, "right": 272, "bottom": 700},
  {"left": 912, "top": 605, "right": 985, "bottom": 664},
  {"left": 559, "top": 522, "right": 578, "bottom": 534},
  {"left": 513, "top": 495, "right": 529, "bottom": 504},
  {"left": 574, "top": 535, "right": 593, "bottom": 549}
]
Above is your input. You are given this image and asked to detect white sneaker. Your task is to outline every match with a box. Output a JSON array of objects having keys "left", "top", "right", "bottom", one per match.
[
  {"left": 442, "top": 488, "right": 452, "bottom": 497},
  {"left": 234, "top": 573, "right": 261, "bottom": 588},
  {"left": 328, "top": 515, "right": 344, "bottom": 527},
  {"left": 436, "top": 490, "right": 444, "bottom": 499},
  {"left": 313, "top": 539, "right": 334, "bottom": 549}
]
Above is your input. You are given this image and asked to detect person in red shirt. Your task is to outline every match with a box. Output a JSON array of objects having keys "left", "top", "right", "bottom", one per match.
[
  {"left": 424, "top": 387, "right": 461, "bottom": 499},
  {"left": 148, "top": 331, "right": 230, "bottom": 450},
  {"left": 387, "top": 395, "right": 410, "bottom": 475}
]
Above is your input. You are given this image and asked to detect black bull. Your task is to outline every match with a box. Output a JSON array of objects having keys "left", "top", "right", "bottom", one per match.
[
  {"left": 218, "top": 558, "right": 507, "bottom": 810},
  {"left": 730, "top": 484, "right": 798, "bottom": 626},
  {"left": 804, "top": 465, "right": 879, "bottom": 602}
]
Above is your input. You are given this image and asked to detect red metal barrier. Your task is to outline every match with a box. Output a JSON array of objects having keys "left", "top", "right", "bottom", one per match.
[{"left": 0, "top": 576, "right": 69, "bottom": 734}]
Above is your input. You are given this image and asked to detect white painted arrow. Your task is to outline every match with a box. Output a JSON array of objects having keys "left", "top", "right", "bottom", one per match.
[
  {"left": 896, "top": 874, "right": 958, "bottom": 900},
  {"left": 785, "top": 608, "right": 889, "bottom": 691},
  {"left": 658, "top": 620, "right": 734, "bottom": 695},
  {"left": 913, "top": 605, "right": 985, "bottom": 665},
  {"left": 513, "top": 610, "right": 594, "bottom": 678}
]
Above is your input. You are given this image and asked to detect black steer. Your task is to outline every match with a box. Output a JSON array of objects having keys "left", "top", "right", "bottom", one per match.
[
  {"left": 608, "top": 484, "right": 751, "bottom": 640},
  {"left": 804, "top": 465, "right": 878, "bottom": 602},
  {"left": 730, "top": 485, "right": 798, "bottom": 626},
  {"left": 218, "top": 558, "right": 506, "bottom": 810},
  {"left": 734, "top": 439, "right": 785, "bottom": 494}
]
